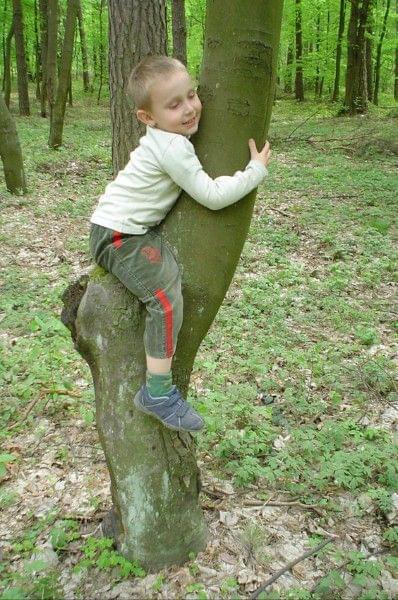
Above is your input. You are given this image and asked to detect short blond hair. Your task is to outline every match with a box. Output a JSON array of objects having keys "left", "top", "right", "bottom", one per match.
[{"left": 127, "top": 55, "right": 187, "bottom": 110}]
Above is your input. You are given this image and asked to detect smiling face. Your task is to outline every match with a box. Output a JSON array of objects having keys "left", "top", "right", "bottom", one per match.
[{"left": 136, "top": 69, "right": 202, "bottom": 136}]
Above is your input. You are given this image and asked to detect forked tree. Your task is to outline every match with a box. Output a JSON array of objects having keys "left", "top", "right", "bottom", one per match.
[{"left": 62, "top": 0, "right": 284, "bottom": 571}]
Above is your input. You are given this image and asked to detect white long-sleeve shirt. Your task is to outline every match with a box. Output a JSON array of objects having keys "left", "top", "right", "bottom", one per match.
[{"left": 90, "top": 125, "right": 267, "bottom": 234}]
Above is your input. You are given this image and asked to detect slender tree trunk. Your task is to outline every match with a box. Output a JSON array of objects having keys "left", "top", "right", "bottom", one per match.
[
  {"left": 284, "top": 41, "right": 293, "bottom": 93},
  {"left": 96, "top": 0, "right": 105, "bottom": 104},
  {"left": 77, "top": 0, "right": 90, "bottom": 91},
  {"left": 344, "top": 0, "right": 371, "bottom": 114},
  {"left": 62, "top": 0, "right": 284, "bottom": 571},
  {"left": 332, "top": 0, "right": 345, "bottom": 101},
  {"left": 172, "top": 0, "right": 187, "bottom": 65},
  {"left": 68, "top": 73, "right": 72, "bottom": 106},
  {"left": 39, "top": 0, "right": 48, "bottom": 117},
  {"left": 295, "top": 0, "right": 304, "bottom": 101},
  {"left": 373, "top": 0, "right": 391, "bottom": 105},
  {"left": 365, "top": 11, "right": 374, "bottom": 101},
  {"left": 108, "top": 0, "right": 167, "bottom": 174},
  {"left": 395, "top": 0, "right": 398, "bottom": 100},
  {"left": 48, "top": 0, "right": 78, "bottom": 148},
  {"left": 12, "top": 0, "right": 30, "bottom": 115},
  {"left": 4, "top": 22, "right": 14, "bottom": 108},
  {"left": 34, "top": 0, "right": 41, "bottom": 100},
  {"left": 47, "top": 0, "right": 58, "bottom": 121},
  {"left": 0, "top": 91, "right": 27, "bottom": 194},
  {"left": 314, "top": 10, "right": 321, "bottom": 98}
]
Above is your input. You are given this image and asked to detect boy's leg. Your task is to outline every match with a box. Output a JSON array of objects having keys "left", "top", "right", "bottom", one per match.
[{"left": 89, "top": 224, "right": 203, "bottom": 431}]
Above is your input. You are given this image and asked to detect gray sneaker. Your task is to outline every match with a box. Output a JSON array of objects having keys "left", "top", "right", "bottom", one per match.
[{"left": 133, "top": 385, "right": 204, "bottom": 432}]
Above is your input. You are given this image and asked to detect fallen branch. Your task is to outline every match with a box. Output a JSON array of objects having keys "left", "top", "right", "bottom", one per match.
[
  {"left": 243, "top": 499, "right": 325, "bottom": 517},
  {"left": 250, "top": 539, "right": 333, "bottom": 599}
]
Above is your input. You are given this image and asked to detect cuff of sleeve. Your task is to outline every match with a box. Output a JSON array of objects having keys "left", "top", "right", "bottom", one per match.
[{"left": 248, "top": 159, "right": 268, "bottom": 178}]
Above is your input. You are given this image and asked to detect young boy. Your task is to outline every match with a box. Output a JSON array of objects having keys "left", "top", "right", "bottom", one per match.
[{"left": 89, "top": 55, "right": 271, "bottom": 433}]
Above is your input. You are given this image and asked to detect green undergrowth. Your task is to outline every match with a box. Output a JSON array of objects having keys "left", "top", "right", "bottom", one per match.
[{"left": 0, "top": 90, "right": 397, "bottom": 598}]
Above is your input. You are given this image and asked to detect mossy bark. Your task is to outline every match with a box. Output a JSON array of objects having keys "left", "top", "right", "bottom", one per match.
[{"left": 62, "top": 0, "right": 283, "bottom": 572}]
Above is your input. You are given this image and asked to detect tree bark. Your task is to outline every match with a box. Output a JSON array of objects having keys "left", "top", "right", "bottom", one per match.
[
  {"left": 172, "top": 0, "right": 187, "bottom": 65},
  {"left": 332, "top": 0, "right": 346, "bottom": 101},
  {"left": 344, "top": 0, "right": 371, "bottom": 114},
  {"left": 373, "top": 0, "right": 391, "bottom": 105},
  {"left": 47, "top": 0, "right": 58, "bottom": 121},
  {"left": 284, "top": 41, "right": 293, "bottom": 93},
  {"left": 0, "top": 91, "right": 27, "bottom": 194},
  {"left": 12, "top": 0, "right": 30, "bottom": 115},
  {"left": 48, "top": 0, "right": 78, "bottom": 148},
  {"left": 314, "top": 10, "right": 321, "bottom": 98},
  {"left": 96, "top": 0, "right": 105, "bottom": 104},
  {"left": 365, "top": 7, "right": 374, "bottom": 101},
  {"left": 34, "top": 0, "right": 41, "bottom": 100},
  {"left": 395, "top": 0, "right": 398, "bottom": 100},
  {"left": 77, "top": 0, "right": 90, "bottom": 92},
  {"left": 4, "top": 22, "right": 14, "bottom": 108},
  {"left": 108, "top": 0, "right": 167, "bottom": 175},
  {"left": 62, "top": 0, "right": 284, "bottom": 571},
  {"left": 39, "top": 0, "right": 48, "bottom": 117},
  {"left": 295, "top": 0, "right": 304, "bottom": 101}
]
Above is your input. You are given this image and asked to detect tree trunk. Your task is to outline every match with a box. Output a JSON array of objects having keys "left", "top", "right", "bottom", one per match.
[
  {"left": 77, "top": 0, "right": 90, "bottom": 92},
  {"left": 295, "top": 0, "right": 304, "bottom": 101},
  {"left": 284, "top": 41, "right": 293, "bottom": 93},
  {"left": 62, "top": 0, "right": 284, "bottom": 571},
  {"left": 47, "top": 0, "right": 58, "bottom": 121},
  {"left": 314, "top": 10, "right": 321, "bottom": 98},
  {"left": 373, "top": 0, "right": 391, "bottom": 105},
  {"left": 34, "top": 0, "right": 41, "bottom": 100},
  {"left": 39, "top": 0, "right": 48, "bottom": 117},
  {"left": 365, "top": 12, "right": 374, "bottom": 101},
  {"left": 4, "top": 22, "right": 14, "bottom": 108},
  {"left": 0, "top": 91, "right": 27, "bottom": 194},
  {"left": 12, "top": 0, "right": 30, "bottom": 115},
  {"left": 96, "top": 0, "right": 105, "bottom": 104},
  {"left": 395, "top": 0, "right": 398, "bottom": 100},
  {"left": 172, "top": 0, "right": 187, "bottom": 65},
  {"left": 48, "top": 0, "right": 78, "bottom": 148},
  {"left": 344, "top": 0, "right": 371, "bottom": 114},
  {"left": 108, "top": 0, "right": 167, "bottom": 175},
  {"left": 332, "top": 0, "right": 346, "bottom": 101}
]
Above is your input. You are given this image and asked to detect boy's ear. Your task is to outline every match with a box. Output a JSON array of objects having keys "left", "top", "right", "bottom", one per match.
[{"left": 136, "top": 109, "right": 155, "bottom": 126}]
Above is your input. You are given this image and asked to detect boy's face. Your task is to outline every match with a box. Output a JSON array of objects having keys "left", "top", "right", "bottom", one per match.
[{"left": 136, "top": 69, "right": 202, "bottom": 136}]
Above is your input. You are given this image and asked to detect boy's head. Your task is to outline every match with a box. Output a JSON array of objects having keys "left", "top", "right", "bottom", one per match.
[{"left": 128, "top": 55, "right": 202, "bottom": 136}]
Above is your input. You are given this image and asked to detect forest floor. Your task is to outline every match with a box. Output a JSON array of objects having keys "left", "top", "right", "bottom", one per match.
[{"left": 0, "top": 92, "right": 397, "bottom": 600}]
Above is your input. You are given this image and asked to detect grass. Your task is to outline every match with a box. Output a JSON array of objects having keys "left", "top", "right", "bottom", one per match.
[{"left": 0, "top": 87, "right": 397, "bottom": 598}]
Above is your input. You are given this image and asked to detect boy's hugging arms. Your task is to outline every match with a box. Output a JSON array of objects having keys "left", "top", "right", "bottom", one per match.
[{"left": 160, "top": 135, "right": 267, "bottom": 210}]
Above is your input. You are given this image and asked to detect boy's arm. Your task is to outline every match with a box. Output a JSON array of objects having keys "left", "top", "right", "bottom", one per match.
[{"left": 161, "top": 136, "right": 267, "bottom": 210}]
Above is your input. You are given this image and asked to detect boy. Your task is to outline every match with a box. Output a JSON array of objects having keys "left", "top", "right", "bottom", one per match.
[{"left": 89, "top": 55, "right": 271, "bottom": 433}]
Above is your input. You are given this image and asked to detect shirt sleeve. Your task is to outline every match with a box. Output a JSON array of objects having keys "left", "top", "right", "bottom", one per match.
[{"left": 160, "top": 135, "right": 267, "bottom": 210}]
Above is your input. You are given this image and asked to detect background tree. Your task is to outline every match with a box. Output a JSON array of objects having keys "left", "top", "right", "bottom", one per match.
[
  {"left": 373, "top": 0, "right": 391, "bottom": 105},
  {"left": 295, "top": 0, "right": 304, "bottom": 100},
  {"left": 77, "top": 0, "right": 90, "bottom": 92},
  {"left": 62, "top": 0, "right": 284, "bottom": 570},
  {"left": 48, "top": 0, "right": 78, "bottom": 147},
  {"left": 172, "top": 0, "right": 187, "bottom": 65},
  {"left": 108, "top": 0, "right": 167, "bottom": 174},
  {"left": 332, "top": 0, "right": 346, "bottom": 101},
  {"left": 12, "top": 0, "right": 30, "bottom": 115},
  {"left": 46, "top": 0, "right": 58, "bottom": 121},
  {"left": 344, "top": 0, "right": 372, "bottom": 114},
  {"left": 3, "top": 22, "right": 14, "bottom": 108},
  {"left": 0, "top": 90, "right": 27, "bottom": 194},
  {"left": 395, "top": 0, "right": 398, "bottom": 100},
  {"left": 39, "top": 0, "right": 48, "bottom": 116}
]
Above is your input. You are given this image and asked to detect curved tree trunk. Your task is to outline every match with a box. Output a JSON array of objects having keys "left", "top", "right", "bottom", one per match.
[
  {"left": 295, "top": 0, "right": 304, "bottom": 101},
  {"left": 172, "top": 0, "right": 187, "bottom": 65},
  {"left": 373, "top": 0, "right": 391, "bottom": 105},
  {"left": 332, "top": 0, "right": 346, "bottom": 101},
  {"left": 0, "top": 91, "right": 27, "bottom": 194},
  {"left": 62, "top": 0, "right": 284, "bottom": 571},
  {"left": 108, "top": 0, "right": 167, "bottom": 175},
  {"left": 12, "top": 0, "right": 30, "bottom": 116},
  {"left": 48, "top": 0, "right": 78, "bottom": 148}
]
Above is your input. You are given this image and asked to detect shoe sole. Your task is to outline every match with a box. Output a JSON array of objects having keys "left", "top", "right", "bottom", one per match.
[{"left": 133, "top": 391, "right": 203, "bottom": 432}]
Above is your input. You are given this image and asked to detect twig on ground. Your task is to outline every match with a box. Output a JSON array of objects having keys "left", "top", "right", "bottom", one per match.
[
  {"left": 250, "top": 538, "right": 333, "bottom": 599},
  {"left": 267, "top": 207, "right": 292, "bottom": 218},
  {"left": 243, "top": 499, "right": 325, "bottom": 517}
]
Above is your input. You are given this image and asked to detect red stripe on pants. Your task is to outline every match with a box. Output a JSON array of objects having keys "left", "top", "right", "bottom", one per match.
[
  {"left": 154, "top": 289, "right": 173, "bottom": 358},
  {"left": 112, "top": 231, "right": 122, "bottom": 248}
]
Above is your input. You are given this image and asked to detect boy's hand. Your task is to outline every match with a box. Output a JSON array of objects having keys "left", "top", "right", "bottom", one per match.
[{"left": 248, "top": 139, "right": 271, "bottom": 168}]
